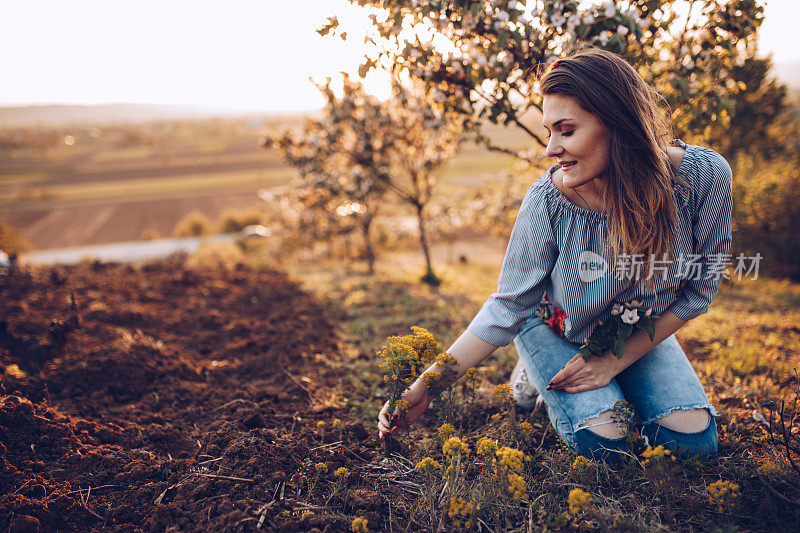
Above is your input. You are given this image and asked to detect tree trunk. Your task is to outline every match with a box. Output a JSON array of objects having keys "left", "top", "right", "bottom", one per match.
[
  {"left": 361, "top": 213, "right": 375, "bottom": 275},
  {"left": 415, "top": 203, "right": 440, "bottom": 286}
]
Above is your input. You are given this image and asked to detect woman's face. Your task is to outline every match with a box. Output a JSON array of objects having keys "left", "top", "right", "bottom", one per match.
[{"left": 542, "top": 94, "right": 611, "bottom": 189}]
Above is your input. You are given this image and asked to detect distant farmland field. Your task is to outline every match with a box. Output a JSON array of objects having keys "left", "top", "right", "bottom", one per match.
[{"left": 0, "top": 114, "right": 531, "bottom": 250}]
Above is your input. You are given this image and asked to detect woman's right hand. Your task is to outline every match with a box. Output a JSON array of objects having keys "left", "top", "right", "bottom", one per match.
[{"left": 377, "top": 382, "right": 432, "bottom": 439}]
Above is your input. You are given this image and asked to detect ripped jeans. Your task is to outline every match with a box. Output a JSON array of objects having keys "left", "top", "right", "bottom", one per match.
[{"left": 514, "top": 316, "right": 718, "bottom": 462}]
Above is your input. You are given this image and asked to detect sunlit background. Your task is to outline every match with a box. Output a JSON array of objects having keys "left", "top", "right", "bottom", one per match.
[{"left": 0, "top": 0, "right": 797, "bottom": 112}]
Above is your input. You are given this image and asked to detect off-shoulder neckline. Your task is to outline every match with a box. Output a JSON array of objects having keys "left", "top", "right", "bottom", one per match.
[{"left": 544, "top": 140, "right": 693, "bottom": 220}]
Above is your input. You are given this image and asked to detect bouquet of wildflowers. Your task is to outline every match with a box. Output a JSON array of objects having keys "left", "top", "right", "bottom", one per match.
[
  {"left": 378, "top": 326, "right": 439, "bottom": 426},
  {"left": 578, "top": 300, "right": 657, "bottom": 362}
]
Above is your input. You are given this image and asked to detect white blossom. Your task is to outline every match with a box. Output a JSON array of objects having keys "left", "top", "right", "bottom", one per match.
[
  {"left": 551, "top": 13, "right": 567, "bottom": 26},
  {"left": 604, "top": 1, "right": 616, "bottom": 18},
  {"left": 598, "top": 30, "right": 611, "bottom": 45},
  {"left": 497, "top": 10, "right": 509, "bottom": 21},
  {"left": 621, "top": 308, "right": 640, "bottom": 324},
  {"left": 567, "top": 14, "right": 580, "bottom": 29},
  {"left": 584, "top": 13, "right": 595, "bottom": 25},
  {"left": 617, "top": 25, "right": 629, "bottom": 36}
]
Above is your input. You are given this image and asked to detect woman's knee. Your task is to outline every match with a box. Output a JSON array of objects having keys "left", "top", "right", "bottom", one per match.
[
  {"left": 570, "top": 411, "right": 628, "bottom": 462},
  {"left": 655, "top": 408, "right": 710, "bottom": 432},
  {"left": 643, "top": 408, "right": 717, "bottom": 459},
  {"left": 579, "top": 411, "right": 626, "bottom": 439},
  {"left": 572, "top": 426, "right": 628, "bottom": 462}
]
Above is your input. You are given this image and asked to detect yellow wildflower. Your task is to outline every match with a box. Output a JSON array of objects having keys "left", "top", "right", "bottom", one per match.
[
  {"left": 351, "top": 516, "right": 369, "bottom": 533},
  {"left": 332, "top": 418, "right": 343, "bottom": 429},
  {"left": 334, "top": 467, "right": 351, "bottom": 479},
  {"left": 464, "top": 367, "right": 482, "bottom": 387},
  {"left": 568, "top": 488, "right": 593, "bottom": 515},
  {"left": 640, "top": 444, "right": 675, "bottom": 465},
  {"left": 446, "top": 464, "right": 458, "bottom": 477},
  {"left": 573, "top": 455, "right": 592, "bottom": 470},
  {"left": 493, "top": 383, "right": 514, "bottom": 405},
  {"left": 507, "top": 473, "right": 528, "bottom": 500},
  {"left": 476, "top": 437, "right": 498, "bottom": 458},
  {"left": 707, "top": 480, "right": 740, "bottom": 512},
  {"left": 316, "top": 420, "right": 326, "bottom": 430},
  {"left": 443, "top": 436, "right": 470, "bottom": 457},
  {"left": 410, "top": 326, "right": 439, "bottom": 363},
  {"left": 496, "top": 446, "right": 525, "bottom": 472},
  {"left": 422, "top": 370, "right": 443, "bottom": 393},
  {"left": 490, "top": 413, "right": 503, "bottom": 422},
  {"left": 315, "top": 462, "right": 328, "bottom": 473},
  {"left": 4, "top": 364, "right": 25, "bottom": 379},
  {"left": 415, "top": 457, "right": 442, "bottom": 472},
  {"left": 759, "top": 461, "right": 783, "bottom": 477},
  {"left": 518, "top": 421, "right": 534, "bottom": 434},
  {"left": 448, "top": 496, "right": 476, "bottom": 519},
  {"left": 396, "top": 399, "right": 409, "bottom": 417},
  {"left": 435, "top": 351, "right": 458, "bottom": 369},
  {"left": 437, "top": 423, "right": 456, "bottom": 441}
]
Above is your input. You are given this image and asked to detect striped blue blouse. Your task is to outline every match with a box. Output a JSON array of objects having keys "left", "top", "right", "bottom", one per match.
[{"left": 467, "top": 139, "right": 733, "bottom": 347}]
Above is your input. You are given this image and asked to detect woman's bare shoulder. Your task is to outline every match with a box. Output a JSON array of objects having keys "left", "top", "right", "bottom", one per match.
[{"left": 666, "top": 145, "right": 687, "bottom": 173}]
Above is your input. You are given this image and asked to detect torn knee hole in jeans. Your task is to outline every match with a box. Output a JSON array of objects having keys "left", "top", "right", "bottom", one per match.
[
  {"left": 652, "top": 407, "right": 713, "bottom": 434},
  {"left": 576, "top": 412, "right": 626, "bottom": 440}
]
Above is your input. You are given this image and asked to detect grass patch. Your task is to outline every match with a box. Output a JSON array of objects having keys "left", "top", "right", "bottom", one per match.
[{"left": 238, "top": 239, "right": 800, "bottom": 530}]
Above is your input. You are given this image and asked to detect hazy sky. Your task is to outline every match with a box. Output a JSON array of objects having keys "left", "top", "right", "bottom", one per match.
[{"left": 0, "top": 0, "right": 796, "bottom": 112}]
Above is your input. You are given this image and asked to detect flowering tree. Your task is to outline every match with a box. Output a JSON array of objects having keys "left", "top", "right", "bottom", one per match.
[
  {"left": 263, "top": 75, "right": 393, "bottom": 273},
  {"left": 264, "top": 74, "right": 464, "bottom": 282},
  {"left": 322, "top": 0, "right": 766, "bottom": 158},
  {"left": 383, "top": 79, "right": 465, "bottom": 284}
]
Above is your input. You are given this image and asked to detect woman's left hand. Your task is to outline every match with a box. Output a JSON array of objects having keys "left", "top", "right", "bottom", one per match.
[{"left": 547, "top": 351, "right": 622, "bottom": 393}]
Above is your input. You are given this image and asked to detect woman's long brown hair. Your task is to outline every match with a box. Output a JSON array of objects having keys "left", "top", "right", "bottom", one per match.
[{"left": 539, "top": 47, "right": 689, "bottom": 295}]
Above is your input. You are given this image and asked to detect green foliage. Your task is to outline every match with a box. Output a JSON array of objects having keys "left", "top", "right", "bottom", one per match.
[
  {"left": 579, "top": 301, "right": 658, "bottom": 361},
  {"left": 217, "top": 208, "right": 264, "bottom": 233},
  {"left": 173, "top": 210, "right": 214, "bottom": 237},
  {"left": 264, "top": 74, "right": 465, "bottom": 279},
  {"left": 340, "top": 0, "right": 771, "bottom": 160},
  {"left": 731, "top": 151, "right": 800, "bottom": 281}
]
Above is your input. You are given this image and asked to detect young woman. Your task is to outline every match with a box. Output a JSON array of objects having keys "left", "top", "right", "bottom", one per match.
[{"left": 378, "top": 47, "right": 732, "bottom": 461}]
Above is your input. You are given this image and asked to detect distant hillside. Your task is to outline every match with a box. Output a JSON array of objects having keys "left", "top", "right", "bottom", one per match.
[{"left": 0, "top": 103, "right": 306, "bottom": 128}]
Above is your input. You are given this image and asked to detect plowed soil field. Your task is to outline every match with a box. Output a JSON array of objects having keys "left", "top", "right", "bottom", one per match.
[{"left": 0, "top": 259, "right": 387, "bottom": 532}]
